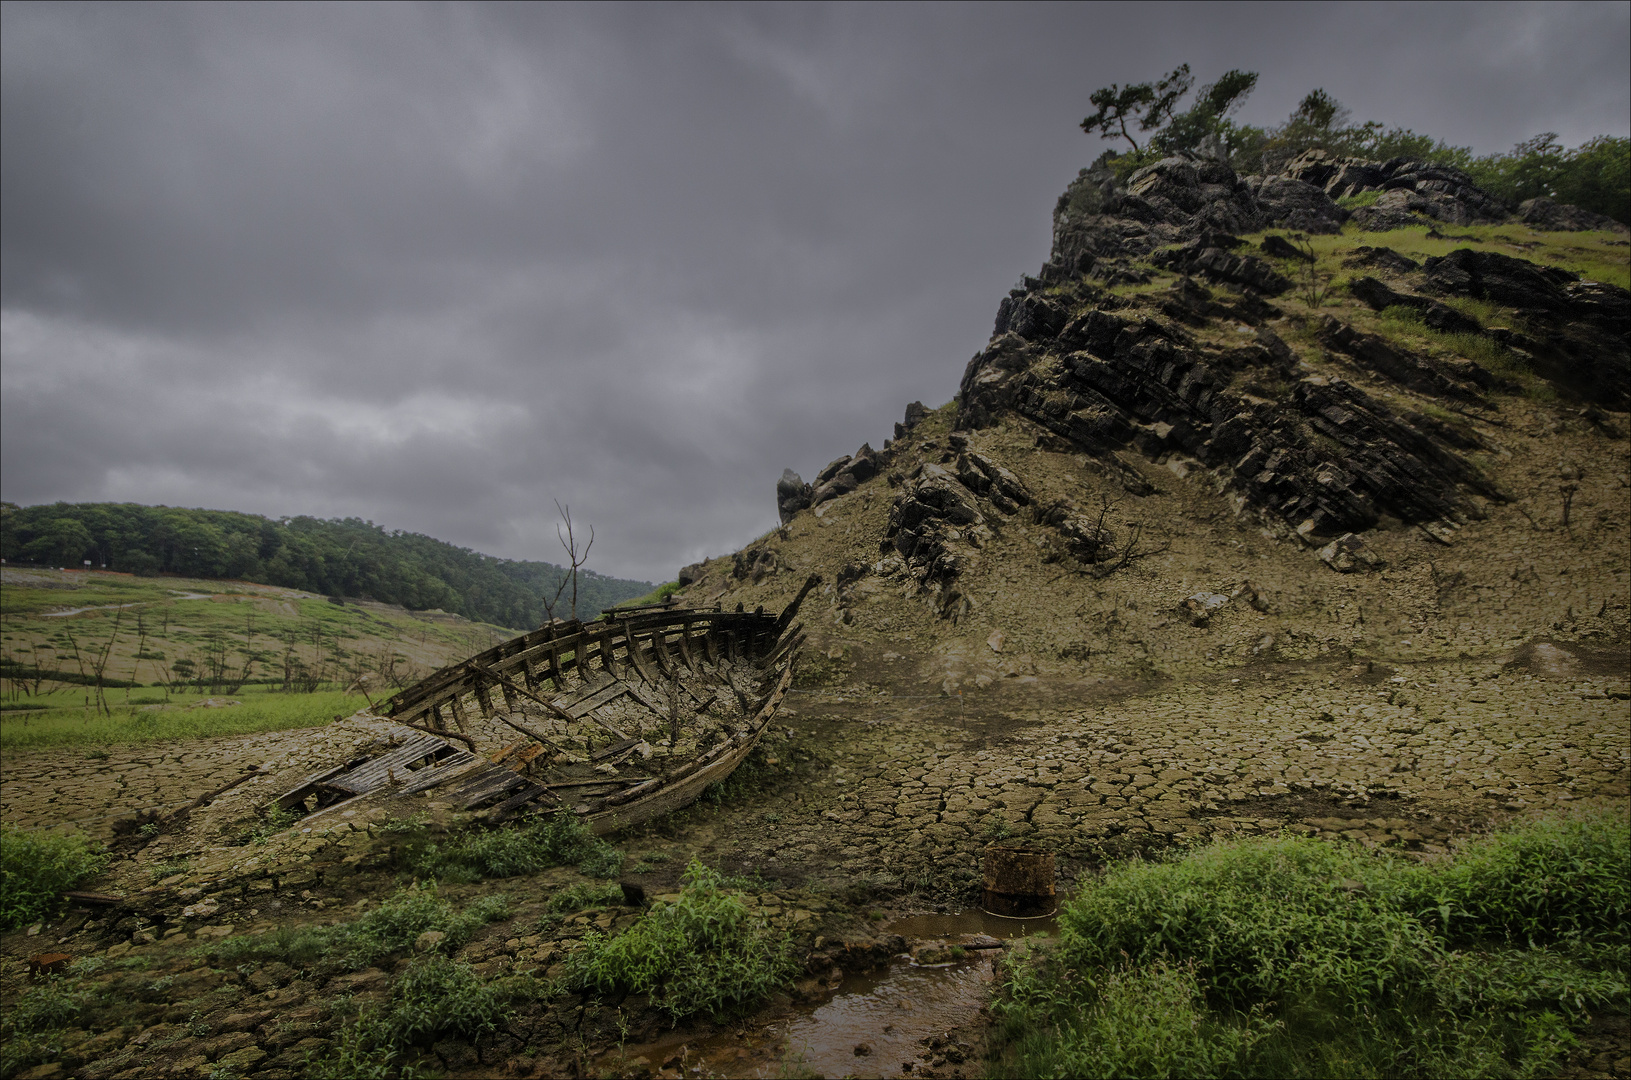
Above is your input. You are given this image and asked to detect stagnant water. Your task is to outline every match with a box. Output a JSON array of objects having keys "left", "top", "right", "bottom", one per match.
[{"left": 606, "top": 907, "right": 1059, "bottom": 1079}]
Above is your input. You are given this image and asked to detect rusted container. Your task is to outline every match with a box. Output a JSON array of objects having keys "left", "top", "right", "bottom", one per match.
[{"left": 981, "top": 845, "right": 1056, "bottom": 917}]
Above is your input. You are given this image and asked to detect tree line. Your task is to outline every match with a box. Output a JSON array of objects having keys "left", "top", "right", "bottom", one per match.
[
  {"left": 1079, "top": 64, "right": 1628, "bottom": 224},
  {"left": 0, "top": 502, "right": 652, "bottom": 629}
]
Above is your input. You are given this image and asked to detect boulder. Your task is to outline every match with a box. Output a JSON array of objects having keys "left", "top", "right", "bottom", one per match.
[
  {"left": 1254, "top": 177, "right": 1348, "bottom": 234},
  {"left": 1517, "top": 197, "right": 1629, "bottom": 234},
  {"left": 1340, "top": 246, "right": 1421, "bottom": 274},
  {"left": 775, "top": 469, "right": 812, "bottom": 524},
  {"left": 1260, "top": 234, "right": 1314, "bottom": 262},
  {"left": 1152, "top": 241, "right": 1291, "bottom": 296}
]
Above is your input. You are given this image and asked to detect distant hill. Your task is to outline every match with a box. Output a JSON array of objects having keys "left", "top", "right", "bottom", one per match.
[{"left": 0, "top": 503, "right": 652, "bottom": 629}]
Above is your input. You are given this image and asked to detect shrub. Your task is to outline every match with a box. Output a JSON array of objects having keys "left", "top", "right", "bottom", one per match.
[
  {"left": 0, "top": 825, "right": 109, "bottom": 930},
  {"left": 990, "top": 813, "right": 1629, "bottom": 1079},
  {"left": 998, "top": 960, "right": 1280, "bottom": 1079},
  {"left": 566, "top": 859, "right": 798, "bottom": 1021},
  {"left": 386, "top": 954, "right": 510, "bottom": 1044}
]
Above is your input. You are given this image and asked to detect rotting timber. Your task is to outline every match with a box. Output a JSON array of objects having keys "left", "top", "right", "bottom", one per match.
[{"left": 267, "top": 574, "right": 820, "bottom": 835}]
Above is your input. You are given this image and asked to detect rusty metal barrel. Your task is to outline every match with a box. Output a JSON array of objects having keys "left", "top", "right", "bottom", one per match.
[{"left": 981, "top": 844, "right": 1056, "bottom": 918}]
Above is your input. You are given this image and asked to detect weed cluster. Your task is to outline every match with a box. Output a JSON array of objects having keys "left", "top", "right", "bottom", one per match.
[
  {"left": 990, "top": 812, "right": 1629, "bottom": 1079},
  {"left": 0, "top": 973, "right": 86, "bottom": 1075},
  {"left": 208, "top": 882, "right": 508, "bottom": 970},
  {"left": 393, "top": 812, "right": 624, "bottom": 882},
  {"left": 0, "top": 824, "right": 109, "bottom": 930},
  {"left": 307, "top": 951, "right": 537, "bottom": 1079},
  {"left": 546, "top": 881, "right": 626, "bottom": 914},
  {"left": 565, "top": 859, "right": 798, "bottom": 1021}
]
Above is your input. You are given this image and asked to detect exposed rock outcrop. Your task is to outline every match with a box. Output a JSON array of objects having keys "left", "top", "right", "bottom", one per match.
[
  {"left": 811, "top": 443, "right": 885, "bottom": 509},
  {"left": 1518, "top": 197, "right": 1630, "bottom": 234},
  {"left": 1423, "top": 249, "right": 1630, "bottom": 408}
]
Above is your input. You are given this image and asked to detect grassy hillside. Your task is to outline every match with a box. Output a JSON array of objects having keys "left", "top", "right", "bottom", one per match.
[
  {"left": 0, "top": 567, "right": 516, "bottom": 747},
  {"left": 0, "top": 503, "right": 652, "bottom": 629}
]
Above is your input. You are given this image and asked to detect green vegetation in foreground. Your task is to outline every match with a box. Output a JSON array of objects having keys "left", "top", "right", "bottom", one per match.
[
  {"left": 0, "top": 825, "right": 110, "bottom": 931},
  {"left": 0, "top": 687, "right": 369, "bottom": 750},
  {"left": 0, "top": 502, "right": 653, "bottom": 628},
  {"left": 989, "top": 812, "right": 1629, "bottom": 1079},
  {"left": 385, "top": 810, "right": 626, "bottom": 883},
  {"left": 312, "top": 954, "right": 525, "bottom": 1079},
  {"left": 566, "top": 859, "right": 799, "bottom": 1022}
]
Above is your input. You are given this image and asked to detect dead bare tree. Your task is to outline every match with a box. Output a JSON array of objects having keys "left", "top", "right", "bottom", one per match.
[{"left": 541, "top": 500, "right": 595, "bottom": 622}]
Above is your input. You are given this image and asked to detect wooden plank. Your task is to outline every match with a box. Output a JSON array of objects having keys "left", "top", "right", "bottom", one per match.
[
  {"left": 701, "top": 629, "right": 719, "bottom": 666},
  {"left": 271, "top": 764, "right": 347, "bottom": 811},
  {"left": 458, "top": 772, "right": 526, "bottom": 809},
  {"left": 651, "top": 629, "right": 675, "bottom": 678},
  {"left": 400, "top": 752, "right": 479, "bottom": 794},
  {"left": 449, "top": 695, "right": 469, "bottom": 732},
  {"left": 623, "top": 622, "right": 659, "bottom": 684},
  {"left": 622, "top": 679, "right": 666, "bottom": 715},
  {"left": 677, "top": 623, "right": 697, "bottom": 671},
  {"left": 499, "top": 679, "right": 519, "bottom": 713},
  {"left": 474, "top": 681, "right": 495, "bottom": 718},
  {"left": 562, "top": 681, "right": 628, "bottom": 720},
  {"left": 591, "top": 736, "right": 643, "bottom": 761},
  {"left": 489, "top": 782, "right": 558, "bottom": 818},
  {"left": 599, "top": 632, "right": 620, "bottom": 679},
  {"left": 495, "top": 712, "right": 569, "bottom": 756}
]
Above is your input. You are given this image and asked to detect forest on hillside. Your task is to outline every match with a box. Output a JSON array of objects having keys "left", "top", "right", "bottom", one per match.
[{"left": 0, "top": 502, "right": 651, "bottom": 629}]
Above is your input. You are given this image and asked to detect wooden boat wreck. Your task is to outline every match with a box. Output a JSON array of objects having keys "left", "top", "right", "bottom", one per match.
[{"left": 267, "top": 575, "right": 818, "bottom": 835}]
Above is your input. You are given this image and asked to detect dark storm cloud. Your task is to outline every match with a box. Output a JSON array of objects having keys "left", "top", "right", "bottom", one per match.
[{"left": 4, "top": 2, "right": 1627, "bottom": 581}]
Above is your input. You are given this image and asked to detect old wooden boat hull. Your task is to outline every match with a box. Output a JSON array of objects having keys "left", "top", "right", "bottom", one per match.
[{"left": 268, "top": 577, "right": 816, "bottom": 832}]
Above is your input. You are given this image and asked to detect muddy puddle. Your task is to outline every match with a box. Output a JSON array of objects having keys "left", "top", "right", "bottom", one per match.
[{"left": 606, "top": 908, "right": 1059, "bottom": 1079}]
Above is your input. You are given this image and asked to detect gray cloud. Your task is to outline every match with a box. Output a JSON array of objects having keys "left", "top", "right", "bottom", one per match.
[{"left": 4, "top": 1, "right": 1627, "bottom": 581}]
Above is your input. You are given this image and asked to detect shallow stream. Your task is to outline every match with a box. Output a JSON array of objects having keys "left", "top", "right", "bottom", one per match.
[{"left": 608, "top": 907, "right": 1059, "bottom": 1079}]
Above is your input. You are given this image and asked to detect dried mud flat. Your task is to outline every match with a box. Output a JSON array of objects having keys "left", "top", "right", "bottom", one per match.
[{"left": 2, "top": 631, "right": 1628, "bottom": 1079}]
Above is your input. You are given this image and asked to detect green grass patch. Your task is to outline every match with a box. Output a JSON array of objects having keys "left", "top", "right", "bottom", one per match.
[
  {"left": 206, "top": 882, "right": 509, "bottom": 971},
  {"left": 390, "top": 812, "right": 625, "bottom": 883},
  {"left": 546, "top": 881, "right": 626, "bottom": 914},
  {"left": 0, "top": 825, "right": 110, "bottom": 930},
  {"left": 565, "top": 859, "right": 798, "bottom": 1022},
  {"left": 989, "top": 812, "right": 1629, "bottom": 1079},
  {"left": 0, "top": 687, "right": 369, "bottom": 750},
  {"left": 618, "top": 580, "right": 683, "bottom": 608},
  {"left": 1337, "top": 190, "right": 1382, "bottom": 210}
]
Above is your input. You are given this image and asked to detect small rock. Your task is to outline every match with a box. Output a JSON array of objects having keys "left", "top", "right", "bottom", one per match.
[
  {"left": 415, "top": 930, "right": 447, "bottom": 952},
  {"left": 181, "top": 897, "right": 220, "bottom": 919},
  {"left": 1318, "top": 533, "right": 1385, "bottom": 573}
]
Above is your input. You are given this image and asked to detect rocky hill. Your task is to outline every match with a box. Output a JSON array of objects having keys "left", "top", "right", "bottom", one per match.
[{"left": 674, "top": 151, "right": 1627, "bottom": 698}]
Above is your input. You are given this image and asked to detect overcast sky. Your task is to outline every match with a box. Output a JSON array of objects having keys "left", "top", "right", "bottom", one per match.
[{"left": 4, "top": 2, "right": 1627, "bottom": 583}]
